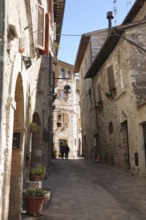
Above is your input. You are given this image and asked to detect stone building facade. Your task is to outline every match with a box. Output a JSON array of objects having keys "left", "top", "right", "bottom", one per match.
[
  {"left": 0, "top": 0, "right": 65, "bottom": 219},
  {"left": 74, "top": 29, "right": 108, "bottom": 159},
  {"left": 53, "top": 60, "right": 82, "bottom": 159},
  {"left": 74, "top": 0, "right": 146, "bottom": 175}
]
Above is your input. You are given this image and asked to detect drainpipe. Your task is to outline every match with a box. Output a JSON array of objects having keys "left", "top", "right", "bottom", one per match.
[{"left": 0, "top": 0, "right": 7, "bottom": 217}]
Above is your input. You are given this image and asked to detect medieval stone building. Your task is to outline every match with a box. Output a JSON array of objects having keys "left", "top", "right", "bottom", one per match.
[
  {"left": 74, "top": 29, "right": 108, "bottom": 159},
  {"left": 74, "top": 0, "right": 146, "bottom": 175},
  {"left": 0, "top": 0, "right": 65, "bottom": 219},
  {"left": 53, "top": 60, "right": 82, "bottom": 159}
]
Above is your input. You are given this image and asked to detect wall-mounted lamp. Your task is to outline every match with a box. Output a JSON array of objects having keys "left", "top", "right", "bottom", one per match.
[
  {"left": 64, "top": 85, "right": 71, "bottom": 95},
  {"left": 56, "top": 122, "right": 61, "bottom": 127},
  {"left": 22, "top": 56, "right": 32, "bottom": 69}
]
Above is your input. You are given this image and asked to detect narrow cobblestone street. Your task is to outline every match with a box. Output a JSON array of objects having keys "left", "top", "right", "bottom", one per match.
[{"left": 22, "top": 159, "right": 146, "bottom": 220}]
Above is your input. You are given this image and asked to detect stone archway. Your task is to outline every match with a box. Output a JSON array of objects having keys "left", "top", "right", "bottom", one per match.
[
  {"left": 8, "top": 73, "right": 25, "bottom": 219},
  {"left": 31, "top": 112, "right": 42, "bottom": 167}
]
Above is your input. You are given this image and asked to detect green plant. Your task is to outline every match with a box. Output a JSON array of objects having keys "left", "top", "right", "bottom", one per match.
[
  {"left": 30, "top": 166, "right": 46, "bottom": 176},
  {"left": 96, "top": 100, "right": 103, "bottom": 107},
  {"left": 106, "top": 92, "right": 112, "bottom": 97},
  {"left": 53, "top": 42, "right": 59, "bottom": 49},
  {"left": 30, "top": 122, "right": 40, "bottom": 132},
  {"left": 23, "top": 187, "right": 47, "bottom": 197}
]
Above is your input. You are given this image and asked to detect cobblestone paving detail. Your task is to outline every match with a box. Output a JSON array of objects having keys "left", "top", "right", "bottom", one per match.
[{"left": 22, "top": 159, "right": 146, "bottom": 220}]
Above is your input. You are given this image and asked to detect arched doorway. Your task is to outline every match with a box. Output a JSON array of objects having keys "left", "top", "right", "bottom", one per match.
[
  {"left": 9, "top": 73, "right": 25, "bottom": 219},
  {"left": 31, "top": 112, "right": 42, "bottom": 167}
]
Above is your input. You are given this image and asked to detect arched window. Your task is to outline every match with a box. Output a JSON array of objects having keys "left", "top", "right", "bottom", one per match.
[
  {"left": 60, "top": 68, "right": 65, "bottom": 78},
  {"left": 66, "top": 70, "right": 71, "bottom": 79}
]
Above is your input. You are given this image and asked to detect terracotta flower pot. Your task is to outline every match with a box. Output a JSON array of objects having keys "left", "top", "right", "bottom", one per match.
[
  {"left": 26, "top": 197, "right": 45, "bottom": 216},
  {"left": 96, "top": 107, "right": 101, "bottom": 112},
  {"left": 30, "top": 175, "right": 43, "bottom": 181}
]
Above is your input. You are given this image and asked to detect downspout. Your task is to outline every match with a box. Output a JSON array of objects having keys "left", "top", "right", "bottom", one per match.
[{"left": 0, "top": 0, "right": 7, "bottom": 217}]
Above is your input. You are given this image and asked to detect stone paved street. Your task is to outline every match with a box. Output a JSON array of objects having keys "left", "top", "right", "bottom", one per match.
[{"left": 22, "top": 159, "right": 146, "bottom": 220}]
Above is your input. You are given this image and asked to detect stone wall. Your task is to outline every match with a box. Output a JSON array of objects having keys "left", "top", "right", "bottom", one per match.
[
  {"left": 78, "top": 30, "right": 108, "bottom": 159},
  {"left": 93, "top": 22, "right": 146, "bottom": 174},
  {"left": 0, "top": 0, "right": 53, "bottom": 219},
  {"left": 53, "top": 61, "right": 81, "bottom": 159}
]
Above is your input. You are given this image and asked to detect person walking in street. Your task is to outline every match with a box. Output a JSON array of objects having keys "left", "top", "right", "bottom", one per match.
[
  {"left": 59, "top": 143, "right": 65, "bottom": 159},
  {"left": 64, "top": 143, "right": 70, "bottom": 159}
]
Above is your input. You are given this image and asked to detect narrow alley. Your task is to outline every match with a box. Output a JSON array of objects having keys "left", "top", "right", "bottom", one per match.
[{"left": 22, "top": 159, "right": 146, "bottom": 220}]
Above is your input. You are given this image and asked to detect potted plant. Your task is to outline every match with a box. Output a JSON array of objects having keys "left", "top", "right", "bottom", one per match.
[
  {"left": 106, "top": 87, "right": 116, "bottom": 101},
  {"left": 105, "top": 92, "right": 112, "bottom": 99},
  {"left": 23, "top": 187, "right": 47, "bottom": 216},
  {"left": 110, "top": 87, "right": 116, "bottom": 96},
  {"left": 30, "top": 122, "right": 40, "bottom": 133},
  {"left": 96, "top": 100, "right": 103, "bottom": 112},
  {"left": 29, "top": 166, "right": 46, "bottom": 181}
]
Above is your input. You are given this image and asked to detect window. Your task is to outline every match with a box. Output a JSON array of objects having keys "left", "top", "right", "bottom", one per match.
[
  {"left": 60, "top": 68, "right": 65, "bottom": 78},
  {"left": 109, "top": 122, "right": 113, "bottom": 134},
  {"left": 37, "top": 0, "right": 42, "bottom": 4},
  {"left": 62, "top": 113, "right": 69, "bottom": 125},
  {"left": 88, "top": 88, "right": 93, "bottom": 107},
  {"left": 57, "top": 89, "right": 65, "bottom": 99},
  {"left": 39, "top": 13, "right": 49, "bottom": 55},
  {"left": 58, "top": 113, "right": 69, "bottom": 125},
  {"left": 66, "top": 70, "right": 71, "bottom": 79},
  {"left": 37, "top": 4, "right": 45, "bottom": 50},
  {"left": 107, "top": 65, "right": 115, "bottom": 91}
]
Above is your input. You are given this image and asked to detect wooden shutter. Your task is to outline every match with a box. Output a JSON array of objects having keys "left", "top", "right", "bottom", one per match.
[
  {"left": 37, "top": 4, "right": 45, "bottom": 50},
  {"left": 107, "top": 65, "right": 115, "bottom": 91},
  {"left": 39, "top": 13, "right": 49, "bottom": 55},
  {"left": 63, "top": 113, "right": 69, "bottom": 125}
]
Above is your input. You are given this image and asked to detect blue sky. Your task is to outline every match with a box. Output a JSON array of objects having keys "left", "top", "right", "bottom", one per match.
[{"left": 58, "top": 0, "right": 136, "bottom": 65}]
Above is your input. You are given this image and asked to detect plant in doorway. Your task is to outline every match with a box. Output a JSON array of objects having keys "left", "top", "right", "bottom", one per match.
[
  {"left": 30, "top": 122, "right": 40, "bottom": 133},
  {"left": 95, "top": 100, "right": 103, "bottom": 113}
]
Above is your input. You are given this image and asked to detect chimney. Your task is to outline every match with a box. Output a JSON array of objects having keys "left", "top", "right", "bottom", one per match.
[{"left": 107, "top": 11, "right": 114, "bottom": 34}]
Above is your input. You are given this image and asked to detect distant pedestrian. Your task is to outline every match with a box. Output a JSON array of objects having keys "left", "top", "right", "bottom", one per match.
[
  {"left": 60, "top": 143, "right": 65, "bottom": 159},
  {"left": 64, "top": 143, "right": 70, "bottom": 159}
]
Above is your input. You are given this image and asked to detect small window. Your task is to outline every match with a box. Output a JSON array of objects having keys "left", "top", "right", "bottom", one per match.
[
  {"left": 109, "top": 122, "right": 113, "bottom": 134},
  {"left": 60, "top": 68, "right": 65, "bottom": 78},
  {"left": 66, "top": 71, "right": 71, "bottom": 79},
  {"left": 57, "top": 89, "right": 65, "bottom": 99},
  {"left": 61, "top": 113, "right": 69, "bottom": 125},
  {"left": 37, "top": 0, "right": 42, "bottom": 4}
]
